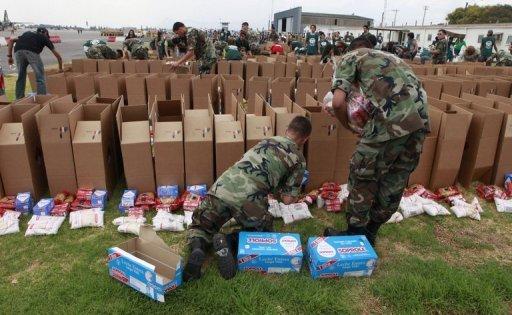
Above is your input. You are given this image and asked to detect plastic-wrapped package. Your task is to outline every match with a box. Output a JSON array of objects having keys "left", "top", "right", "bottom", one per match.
[
  {"left": 135, "top": 192, "right": 156, "bottom": 208},
  {"left": 69, "top": 208, "right": 104, "bottom": 229},
  {"left": 450, "top": 198, "right": 482, "bottom": 220},
  {"left": 0, "top": 196, "right": 15, "bottom": 210},
  {"left": 112, "top": 216, "right": 146, "bottom": 226},
  {"left": 119, "top": 189, "right": 137, "bottom": 213},
  {"left": 25, "top": 215, "right": 65, "bottom": 236},
  {"left": 186, "top": 185, "right": 207, "bottom": 197},
  {"left": 184, "top": 211, "right": 193, "bottom": 227},
  {"left": 54, "top": 191, "right": 75, "bottom": 205},
  {"left": 152, "top": 211, "right": 185, "bottom": 232},
  {"left": 399, "top": 195, "right": 425, "bottom": 218},
  {"left": 346, "top": 91, "right": 372, "bottom": 134},
  {"left": 91, "top": 190, "right": 107, "bottom": 208},
  {"left": 268, "top": 197, "right": 281, "bottom": 218},
  {"left": 0, "top": 210, "right": 21, "bottom": 236},
  {"left": 494, "top": 197, "right": 512, "bottom": 213},
  {"left": 421, "top": 199, "right": 450, "bottom": 216},
  {"left": 183, "top": 193, "right": 203, "bottom": 212},
  {"left": 117, "top": 222, "right": 143, "bottom": 235},
  {"left": 280, "top": 202, "right": 313, "bottom": 224},
  {"left": 15, "top": 192, "right": 33, "bottom": 215},
  {"left": 33, "top": 199, "right": 55, "bottom": 216},
  {"left": 386, "top": 212, "right": 404, "bottom": 224},
  {"left": 50, "top": 203, "right": 71, "bottom": 217}
]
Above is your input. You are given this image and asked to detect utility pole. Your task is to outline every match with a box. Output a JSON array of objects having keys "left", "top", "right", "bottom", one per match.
[
  {"left": 391, "top": 9, "right": 399, "bottom": 27},
  {"left": 422, "top": 6, "right": 429, "bottom": 26},
  {"left": 380, "top": 0, "right": 387, "bottom": 27}
]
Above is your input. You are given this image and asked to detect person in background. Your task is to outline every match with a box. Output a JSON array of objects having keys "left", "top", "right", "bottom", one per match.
[
  {"left": 236, "top": 31, "right": 251, "bottom": 57},
  {"left": 305, "top": 24, "right": 319, "bottom": 55},
  {"left": 431, "top": 29, "right": 447, "bottom": 64},
  {"left": 0, "top": 63, "right": 4, "bottom": 98},
  {"left": 268, "top": 25, "right": 279, "bottom": 42},
  {"left": 123, "top": 37, "right": 150, "bottom": 60},
  {"left": 319, "top": 31, "right": 333, "bottom": 63},
  {"left": 223, "top": 37, "right": 242, "bottom": 60},
  {"left": 241, "top": 22, "right": 260, "bottom": 55},
  {"left": 152, "top": 31, "right": 166, "bottom": 60},
  {"left": 270, "top": 38, "right": 284, "bottom": 55},
  {"left": 125, "top": 29, "right": 136, "bottom": 40},
  {"left": 377, "top": 32, "right": 384, "bottom": 45},
  {"left": 184, "top": 116, "right": 311, "bottom": 282},
  {"left": 447, "top": 38, "right": 455, "bottom": 62},
  {"left": 170, "top": 22, "right": 217, "bottom": 74},
  {"left": 323, "top": 37, "right": 429, "bottom": 246},
  {"left": 491, "top": 44, "right": 512, "bottom": 67},
  {"left": 419, "top": 47, "right": 432, "bottom": 64},
  {"left": 84, "top": 39, "right": 122, "bottom": 59},
  {"left": 453, "top": 38, "right": 467, "bottom": 57},
  {"left": 7, "top": 27, "right": 63, "bottom": 99},
  {"left": 361, "top": 25, "right": 372, "bottom": 41},
  {"left": 403, "top": 32, "right": 418, "bottom": 61},
  {"left": 480, "top": 30, "right": 498, "bottom": 62},
  {"left": 461, "top": 45, "right": 479, "bottom": 62},
  {"left": 219, "top": 28, "right": 231, "bottom": 42}
]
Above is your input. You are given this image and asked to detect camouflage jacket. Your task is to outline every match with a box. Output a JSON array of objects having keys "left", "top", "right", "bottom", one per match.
[
  {"left": 333, "top": 48, "right": 429, "bottom": 143},
  {"left": 494, "top": 50, "right": 512, "bottom": 66},
  {"left": 209, "top": 136, "right": 306, "bottom": 210},
  {"left": 432, "top": 39, "right": 447, "bottom": 64},
  {"left": 186, "top": 28, "right": 216, "bottom": 60},
  {"left": 86, "top": 44, "right": 117, "bottom": 59}
]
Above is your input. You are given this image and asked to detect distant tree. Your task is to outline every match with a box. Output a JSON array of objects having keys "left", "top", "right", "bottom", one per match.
[{"left": 447, "top": 4, "right": 512, "bottom": 24}]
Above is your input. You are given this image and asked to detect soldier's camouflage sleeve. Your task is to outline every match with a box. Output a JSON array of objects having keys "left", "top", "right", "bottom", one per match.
[
  {"left": 187, "top": 29, "right": 197, "bottom": 52},
  {"left": 281, "top": 161, "right": 306, "bottom": 197},
  {"left": 332, "top": 51, "right": 358, "bottom": 94}
]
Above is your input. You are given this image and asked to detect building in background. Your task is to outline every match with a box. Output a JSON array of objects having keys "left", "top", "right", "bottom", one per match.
[{"left": 273, "top": 6, "right": 373, "bottom": 34}]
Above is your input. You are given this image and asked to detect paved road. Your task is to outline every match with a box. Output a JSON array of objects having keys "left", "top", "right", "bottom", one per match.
[{"left": 0, "top": 29, "right": 123, "bottom": 75}]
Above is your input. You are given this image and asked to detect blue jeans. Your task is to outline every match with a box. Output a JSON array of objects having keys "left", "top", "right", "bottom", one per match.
[{"left": 15, "top": 50, "right": 46, "bottom": 99}]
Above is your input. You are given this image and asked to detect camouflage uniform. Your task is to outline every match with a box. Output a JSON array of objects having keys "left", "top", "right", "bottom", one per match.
[
  {"left": 186, "top": 28, "right": 218, "bottom": 74},
  {"left": 187, "top": 136, "right": 306, "bottom": 243},
  {"left": 86, "top": 45, "right": 118, "bottom": 59},
  {"left": 494, "top": 50, "right": 512, "bottom": 67},
  {"left": 214, "top": 40, "right": 228, "bottom": 58},
  {"left": 123, "top": 38, "right": 149, "bottom": 60},
  {"left": 432, "top": 38, "right": 447, "bottom": 64},
  {"left": 269, "top": 30, "right": 279, "bottom": 42},
  {"left": 247, "top": 30, "right": 261, "bottom": 54},
  {"left": 333, "top": 48, "right": 429, "bottom": 227}
]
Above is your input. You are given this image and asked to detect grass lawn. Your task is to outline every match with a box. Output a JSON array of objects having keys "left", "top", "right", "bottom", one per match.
[{"left": 0, "top": 75, "right": 512, "bottom": 314}]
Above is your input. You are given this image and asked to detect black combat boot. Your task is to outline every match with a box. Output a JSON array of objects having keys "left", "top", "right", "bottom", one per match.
[
  {"left": 213, "top": 233, "right": 237, "bottom": 280},
  {"left": 324, "top": 224, "right": 367, "bottom": 237},
  {"left": 183, "top": 237, "right": 207, "bottom": 282},
  {"left": 323, "top": 227, "right": 346, "bottom": 237},
  {"left": 365, "top": 220, "right": 383, "bottom": 246}
]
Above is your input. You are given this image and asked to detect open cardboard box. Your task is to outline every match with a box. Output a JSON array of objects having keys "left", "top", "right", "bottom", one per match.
[
  {"left": 170, "top": 74, "right": 194, "bottom": 110},
  {"left": 146, "top": 73, "right": 174, "bottom": 102},
  {"left": 98, "top": 74, "right": 127, "bottom": 101},
  {"left": 192, "top": 74, "right": 219, "bottom": 109},
  {"left": 265, "top": 101, "right": 301, "bottom": 137},
  {"left": 246, "top": 76, "right": 270, "bottom": 103},
  {"left": 46, "top": 72, "right": 79, "bottom": 101},
  {"left": 125, "top": 74, "right": 149, "bottom": 106},
  {"left": 107, "top": 225, "right": 183, "bottom": 302},
  {"left": 74, "top": 73, "right": 101, "bottom": 102},
  {"left": 215, "top": 117, "right": 244, "bottom": 177},
  {"left": 271, "top": 77, "right": 295, "bottom": 107},
  {"left": 220, "top": 75, "right": 243, "bottom": 116},
  {"left": 295, "top": 78, "right": 316, "bottom": 107}
]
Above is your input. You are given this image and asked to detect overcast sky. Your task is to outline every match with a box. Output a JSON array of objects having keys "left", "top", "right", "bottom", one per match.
[{"left": 3, "top": 0, "right": 506, "bottom": 29}]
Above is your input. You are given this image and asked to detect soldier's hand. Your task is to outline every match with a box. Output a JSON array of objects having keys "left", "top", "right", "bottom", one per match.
[{"left": 7, "top": 57, "right": 14, "bottom": 65}]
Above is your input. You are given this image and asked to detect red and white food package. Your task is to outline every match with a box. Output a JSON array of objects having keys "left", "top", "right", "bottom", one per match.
[
  {"left": 25, "top": 215, "right": 65, "bottom": 236},
  {"left": 183, "top": 193, "right": 203, "bottom": 212},
  {"left": 346, "top": 91, "right": 372, "bottom": 134},
  {"left": 69, "top": 208, "right": 104, "bottom": 229},
  {"left": 112, "top": 216, "right": 146, "bottom": 226},
  {"left": 152, "top": 211, "right": 185, "bottom": 232},
  {"left": 0, "top": 210, "right": 21, "bottom": 235},
  {"left": 386, "top": 212, "right": 404, "bottom": 224}
]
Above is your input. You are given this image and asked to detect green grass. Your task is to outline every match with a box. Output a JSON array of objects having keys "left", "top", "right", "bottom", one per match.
[
  {"left": 1, "top": 76, "right": 512, "bottom": 313},
  {"left": 0, "top": 182, "right": 511, "bottom": 314}
]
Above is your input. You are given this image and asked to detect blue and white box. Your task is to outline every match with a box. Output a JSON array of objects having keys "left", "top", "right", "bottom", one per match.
[
  {"left": 157, "top": 185, "right": 179, "bottom": 198},
  {"left": 32, "top": 198, "right": 55, "bottom": 216},
  {"left": 307, "top": 235, "right": 378, "bottom": 279},
  {"left": 119, "top": 189, "right": 137, "bottom": 213},
  {"left": 186, "top": 185, "right": 207, "bottom": 197},
  {"left": 15, "top": 192, "right": 33, "bottom": 214},
  {"left": 107, "top": 225, "right": 183, "bottom": 302},
  {"left": 237, "top": 232, "right": 303, "bottom": 274},
  {"left": 91, "top": 190, "right": 108, "bottom": 209}
]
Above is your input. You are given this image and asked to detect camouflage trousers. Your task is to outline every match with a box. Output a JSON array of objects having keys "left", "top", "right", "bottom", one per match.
[
  {"left": 346, "top": 130, "right": 426, "bottom": 227},
  {"left": 86, "top": 45, "right": 117, "bottom": 60},
  {"left": 187, "top": 195, "right": 273, "bottom": 244},
  {"left": 131, "top": 47, "right": 149, "bottom": 60}
]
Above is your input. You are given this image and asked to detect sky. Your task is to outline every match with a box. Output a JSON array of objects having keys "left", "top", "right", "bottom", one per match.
[{"left": 2, "top": 0, "right": 507, "bottom": 29}]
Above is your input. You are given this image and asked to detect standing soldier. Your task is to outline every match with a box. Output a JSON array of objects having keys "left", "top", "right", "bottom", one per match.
[
  {"left": 184, "top": 116, "right": 311, "bottom": 282},
  {"left": 319, "top": 31, "right": 333, "bottom": 63},
  {"left": 431, "top": 29, "right": 448, "bottom": 64},
  {"left": 480, "top": 30, "right": 498, "bottom": 62},
  {"left": 123, "top": 37, "right": 150, "bottom": 60},
  {"left": 323, "top": 37, "right": 429, "bottom": 245},
  {"left": 268, "top": 26, "right": 279, "bottom": 42},
  {"left": 170, "top": 22, "right": 217, "bottom": 74},
  {"left": 83, "top": 39, "right": 122, "bottom": 59},
  {"left": 305, "top": 24, "right": 319, "bottom": 55}
]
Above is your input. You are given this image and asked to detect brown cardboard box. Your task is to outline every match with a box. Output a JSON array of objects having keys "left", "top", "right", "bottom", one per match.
[
  {"left": 170, "top": 74, "right": 194, "bottom": 109},
  {"left": 146, "top": 73, "right": 173, "bottom": 102},
  {"left": 74, "top": 73, "right": 101, "bottom": 102},
  {"left": 184, "top": 106, "right": 214, "bottom": 186},
  {"left": 298, "top": 62, "right": 312, "bottom": 78},
  {"left": 123, "top": 60, "right": 137, "bottom": 74},
  {"left": 151, "top": 99, "right": 185, "bottom": 190},
  {"left": 46, "top": 72, "right": 78, "bottom": 100},
  {"left": 271, "top": 77, "right": 295, "bottom": 107},
  {"left": 116, "top": 105, "right": 155, "bottom": 192},
  {"left": 285, "top": 62, "right": 297, "bottom": 78},
  {"left": 125, "top": 74, "right": 149, "bottom": 105},
  {"left": 149, "top": 60, "right": 164, "bottom": 73},
  {"left": 72, "top": 59, "right": 84, "bottom": 73},
  {"left": 97, "top": 60, "right": 110, "bottom": 74},
  {"left": 287, "top": 55, "right": 297, "bottom": 64},
  {"left": 245, "top": 115, "right": 273, "bottom": 151},
  {"left": 295, "top": 78, "right": 316, "bottom": 107},
  {"left": 229, "top": 61, "right": 244, "bottom": 79},
  {"left": 491, "top": 79, "right": 511, "bottom": 98},
  {"left": 110, "top": 60, "right": 124, "bottom": 74},
  {"left": 453, "top": 93, "right": 503, "bottom": 187},
  {"left": 260, "top": 62, "right": 275, "bottom": 78},
  {"left": 323, "top": 63, "right": 334, "bottom": 78},
  {"left": 245, "top": 61, "right": 259, "bottom": 81},
  {"left": 215, "top": 120, "right": 244, "bottom": 177},
  {"left": 293, "top": 95, "right": 338, "bottom": 189},
  {"left": 72, "top": 104, "right": 115, "bottom": 192},
  {"left": 428, "top": 96, "right": 473, "bottom": 189},
  {"left": 83, "top": 59, "right": 98, "bottom": 73},
  {"left": 476, "top": 79, "right": 497, "bottom": 97},
  {"left": 274, "top": 62, "right": 286, "bottom": 78},
  {"left": 408, "top": 107, "right": 442, "bottom": 187},
  {"left": 217, "top": 60, "right": 230, "bottom": 75},
  {"left": 35, "top": 100, "right": 81, "bottom": 195},
  {"left": 221, "top": 75, "right": 244, "bottom": 116},
  {"left": 311, "top": 64, "right": 323, "bottom": 78},
  {"left": 422, "top": 78, "right": 443, "bottom": 99},
  {"left": 246, "top": 76, "right": 270, "bottom": 102},
  {"left": 317, "top": 77, "right": 331, "bottom": 102},
  {"left": 14, "top": 94, "right": 71, "bottom": 107},
  {"left": 134, "top": 60, "right": 149, "bottom": 74},
  {"left": 98, "top": 74, "right": 127, "bottom": 101},
  {"left": 440, "top": 78, "right": 462, "bottom": 97},
  {"left": 0, "top": 104, "right": 47, "bottom": 199},
  {"left": 272, "top": 55, "right": 287, "bottom": 63},
  {"left": 265, "top": 102, "right": 301, "bottom": 137},
  {"left": 191, "top": 74, "right": 218, "bottom": 109}
]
